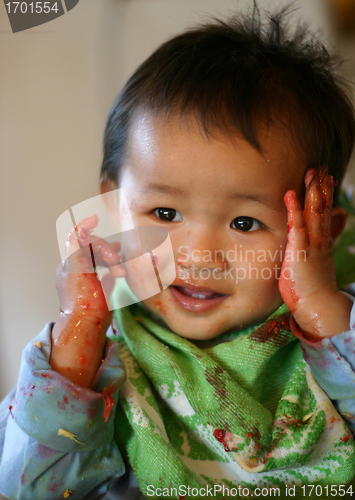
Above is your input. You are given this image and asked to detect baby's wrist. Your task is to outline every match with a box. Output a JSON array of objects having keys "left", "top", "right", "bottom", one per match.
[
  {"left": 52, "top": 309, "right": 111, "bottom": 341},
  {"left": 50, "top": 311, "right": 110, "bottom": 387},
  {"left": 293, "top": 291, "right": 352, "bottom": 340}
]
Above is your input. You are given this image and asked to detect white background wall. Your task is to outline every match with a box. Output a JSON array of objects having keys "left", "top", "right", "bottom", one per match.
[{"left": 0, "top": 0, "right": 353, "bottom": 403}]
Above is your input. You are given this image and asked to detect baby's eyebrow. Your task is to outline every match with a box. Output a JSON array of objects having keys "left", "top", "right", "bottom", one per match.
[
  {"left": 227, "top": 192, "right": 284, "bottom": 212},
  {"left": 142, "top": 183, "right": 185, "bottom": 196}
]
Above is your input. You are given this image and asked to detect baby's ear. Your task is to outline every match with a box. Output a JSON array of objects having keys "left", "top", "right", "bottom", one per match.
[
  {"left": 330, "top": 206, "right": 348, "bottom": 240},
  {"left": 100, "top": 177, "right": 118, "bottom": 194}
]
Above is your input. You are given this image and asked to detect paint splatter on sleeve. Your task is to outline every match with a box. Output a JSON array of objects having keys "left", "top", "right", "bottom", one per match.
[{"left": 0, "top": 323, "right": 126, "bottom": 499}]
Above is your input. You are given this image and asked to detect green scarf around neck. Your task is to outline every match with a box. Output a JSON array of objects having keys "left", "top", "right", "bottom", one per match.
[{"left": 110, "top": 294, "right": 355, "bottom": 499}]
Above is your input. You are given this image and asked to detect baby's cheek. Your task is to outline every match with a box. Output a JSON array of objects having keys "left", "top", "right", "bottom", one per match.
[
  {"left": 142, "top": 290, "right": 170, "bottom": 317},
  {"left": 247, "top": 264, "right": 283, "bottom": 308},
  {"left": 153, "top": 298, "right": 169, "bottom": 315}
]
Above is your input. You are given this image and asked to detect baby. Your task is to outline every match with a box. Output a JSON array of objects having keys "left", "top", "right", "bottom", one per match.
[{"left": 1, "top": 5, "right": 355, "bottom": 500}]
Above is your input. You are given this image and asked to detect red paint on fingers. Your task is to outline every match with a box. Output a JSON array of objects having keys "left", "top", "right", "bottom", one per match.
[
  {"left": 284, "top": 190, "right": 296, "bottom": 214},
  {"left": 284, "top": 190, "right": 298, "bottom": 233},
  {"left": 279, "top": 267, "right": 299, "bottom": 313},
  {"left": 289, "top": 280, "right": 299, "bottom": 304},
  {"left": 321, "top": 174, "right": 334, "bottom": 207}
]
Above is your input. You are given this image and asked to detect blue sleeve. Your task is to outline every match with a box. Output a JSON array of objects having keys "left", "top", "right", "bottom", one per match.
[
  {"left": 296, "top": 289, "right": 355, "bottom": 435},
  {"left": 0, "top": 324, "right": 126, "bottom": 500}
]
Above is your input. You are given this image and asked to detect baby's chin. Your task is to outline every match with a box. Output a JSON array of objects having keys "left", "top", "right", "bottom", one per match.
[
  {"left": 141, "top": 301, "right": 233, "bottom": 340},
  {"left": 141, "top": 289, "right": 284, "bottom": 341},
  {"left": 167, "top": 322, "right": 228, "bottom": 341}
]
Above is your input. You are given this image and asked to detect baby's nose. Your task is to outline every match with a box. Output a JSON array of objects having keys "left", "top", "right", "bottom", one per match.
[{"left": 176, "top": 231, "right": 226, "bottom": 271}]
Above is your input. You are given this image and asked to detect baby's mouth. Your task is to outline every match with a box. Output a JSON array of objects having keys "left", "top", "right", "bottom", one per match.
[
  {"left": 174, "top": 286, "right": 223, "bottom": 300},
  {"left": 168, "top": 284, "right": 228, "bottom": 313}
]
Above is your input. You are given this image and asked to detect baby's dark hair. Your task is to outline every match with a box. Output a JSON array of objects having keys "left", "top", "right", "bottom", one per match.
[{"left": 101, "top": 3, "right": 355, "bottom": 204}]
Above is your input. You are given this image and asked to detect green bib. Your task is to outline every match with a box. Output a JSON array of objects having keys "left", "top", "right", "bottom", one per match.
[{"left": 110, "top": 297, "right": 354, "bottom": 499}]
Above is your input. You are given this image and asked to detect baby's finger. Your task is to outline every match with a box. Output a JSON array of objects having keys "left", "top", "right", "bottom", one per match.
[
  {"left": 91, "top": 238, "right": 122, "bottom": 268},
  {"left": 76, "top": 214, "right": 100, "bottom": 248},
  {"left": 107, "top": 242, "right": 125, "bottom": 276},
  {"left": 109, "top": 263, "right": 126, "bottom": 278},
  {"left": 284, "top": 190, "right": 309, "bottom": 249},
  {"left": 110, "top": 241, "right": 121, "bottom": 252},
  {"left": 304, "top": 169, "right": 322, "bottom": 244},
  {"left": 64, "top": 215, "right": 100, "bottom": 272},
  {"left": 321, "top": 174, "right": 334, "bottom": 241},
  {"left": 65, "top": 214, "right": 99, "bottom": 259}
]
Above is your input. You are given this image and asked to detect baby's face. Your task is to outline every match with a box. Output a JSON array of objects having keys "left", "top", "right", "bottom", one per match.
[{"left": 120, "top": 113, "right": 306, "bottom": 340}]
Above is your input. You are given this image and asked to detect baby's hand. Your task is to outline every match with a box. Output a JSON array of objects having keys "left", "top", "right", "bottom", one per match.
[
  {"left": 279, "top": 169, "right": 352, "bottom": 340},
  {"left": 50, "top": 214, "right": 125, "bottom": 386},
  {"left": 57, "top": 214, "right": 124, "bottom": 321}
]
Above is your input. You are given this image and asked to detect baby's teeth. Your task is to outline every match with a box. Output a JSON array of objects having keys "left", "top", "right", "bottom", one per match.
[{"left": 191, "top": 293, "right": 207, "bottom": 299}]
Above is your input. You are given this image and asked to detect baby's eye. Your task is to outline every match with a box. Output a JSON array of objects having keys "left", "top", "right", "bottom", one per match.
[
  {"left": 154, "top": 208, "right": 183, "bottom": 222},
  {"left": 231, "top": 216, "right": 264, "bottom": 232}
]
